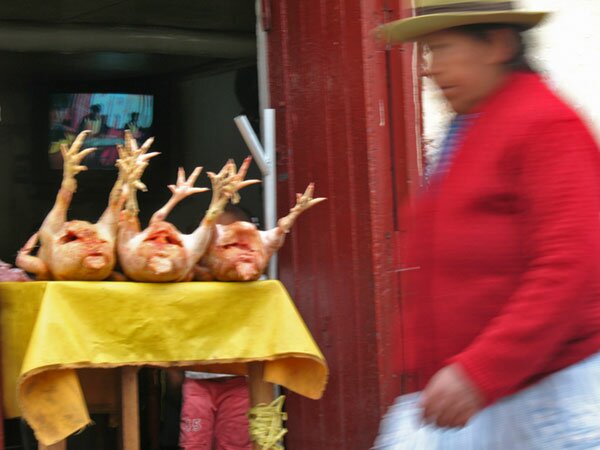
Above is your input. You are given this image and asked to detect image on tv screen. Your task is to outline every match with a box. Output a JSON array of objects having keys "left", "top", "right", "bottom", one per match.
[{"left": 49, "top": 93, "right": 154, "bottom": 170}]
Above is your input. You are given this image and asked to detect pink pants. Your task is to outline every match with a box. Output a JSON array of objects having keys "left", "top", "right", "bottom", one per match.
[{"left": 179, "top": 377, "right": 251, "bottom": 450}]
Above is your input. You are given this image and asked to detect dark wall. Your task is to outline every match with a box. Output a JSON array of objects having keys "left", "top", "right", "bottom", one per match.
[
  {"left": 168, "top": 67, "right": 263, "bottom": 231},
  {"left": 0, "top": 77, "right": 38, "bottom": 263}
]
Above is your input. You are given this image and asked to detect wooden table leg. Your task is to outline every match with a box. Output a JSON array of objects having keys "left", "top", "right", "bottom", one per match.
[
  {"left": 248, "top": 362, "right": 275, "bottom": 450},
  {"left": 38, "top": 441, "right": 66, "bottom": 450},
  {"left": 121, "top": 367, "right": 140, "bottom": 450}
]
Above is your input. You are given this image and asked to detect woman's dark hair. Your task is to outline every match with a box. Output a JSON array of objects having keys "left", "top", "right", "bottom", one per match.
[{"left": 453, "top": 23, "right": 534, "bottom": 72}]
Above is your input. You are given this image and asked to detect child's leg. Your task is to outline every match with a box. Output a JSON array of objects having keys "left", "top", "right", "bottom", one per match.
[
  {"left": 179, "top": 378, "right": 216, "bottom": 450},
  {"left": 214, "top": 377, "right": 252, "bottom": 450}
]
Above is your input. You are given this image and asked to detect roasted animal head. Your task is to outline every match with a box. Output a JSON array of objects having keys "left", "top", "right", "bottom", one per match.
[
  {"left": 49, "top": 220, "right": 116, "bottom": 280},
  {"left": 202, "top": 222, "right": 268, "bottom": 281},
  {"left": 121, "top": 220, "right": 191, "bottom": 282}
]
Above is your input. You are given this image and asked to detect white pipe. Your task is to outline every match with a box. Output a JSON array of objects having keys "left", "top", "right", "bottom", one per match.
[
  {"left": 255, "top": 2, "right": 281, "bottom": 402},
  {"left": 234, "top": 115, "right": 270, "bottom": 176},
  {"left": 262, "top": 109, "right": 277, "bottom": 280}
]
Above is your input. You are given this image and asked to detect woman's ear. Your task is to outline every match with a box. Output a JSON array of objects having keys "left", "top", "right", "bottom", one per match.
[{"left": 484, "top": 28, "right": 520, "bottom": 66}]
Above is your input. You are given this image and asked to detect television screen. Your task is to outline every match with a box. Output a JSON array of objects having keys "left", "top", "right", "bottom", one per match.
[{"left": 49, "top": 93, "right": 154, "bottom": 170}]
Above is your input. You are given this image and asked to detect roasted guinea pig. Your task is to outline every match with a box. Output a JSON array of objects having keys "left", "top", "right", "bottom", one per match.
[
  {"left": 197, "top": 184, "right": 325, "bottom": 281},
  {"left": 117, "top": 138, "right": 259, "bottom": 283},
  {"left": 16, "top": 131, "right": 133, "bottom": 280}
]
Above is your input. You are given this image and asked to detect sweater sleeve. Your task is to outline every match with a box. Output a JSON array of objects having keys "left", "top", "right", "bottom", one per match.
[{"left": 449, "top": 116, "right": 600, "bottom": 404}]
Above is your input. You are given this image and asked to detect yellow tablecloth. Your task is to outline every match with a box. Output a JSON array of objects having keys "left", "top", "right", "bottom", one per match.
[{"left": 0, "top": 281, "right": 328, "bottom": 445}]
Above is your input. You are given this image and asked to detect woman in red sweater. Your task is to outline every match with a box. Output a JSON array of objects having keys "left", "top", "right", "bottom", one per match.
[{"left": 374, "top": 1, "right": 600, "bottom": 448}]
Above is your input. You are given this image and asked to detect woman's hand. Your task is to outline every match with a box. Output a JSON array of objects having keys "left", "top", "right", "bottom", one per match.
[{"left": 420, "top": 364, "right": 483, "bottom": 428}]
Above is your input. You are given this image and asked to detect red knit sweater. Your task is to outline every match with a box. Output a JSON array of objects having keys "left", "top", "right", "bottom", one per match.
[{"left": 397, "top": 72, "right": 600, "bottom": 405}]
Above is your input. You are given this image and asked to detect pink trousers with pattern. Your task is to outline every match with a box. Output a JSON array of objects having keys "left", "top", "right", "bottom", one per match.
[{"left": 179, "top": 377, "right": 251, "bottom": 450}]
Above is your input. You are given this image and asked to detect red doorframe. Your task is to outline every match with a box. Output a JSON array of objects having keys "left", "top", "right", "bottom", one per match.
[
  {"left": 265, "top": 0, "right": 419, "bottom": 447},
  {"left": 383, "top": 0, "right": 424, "bottom": 394}
]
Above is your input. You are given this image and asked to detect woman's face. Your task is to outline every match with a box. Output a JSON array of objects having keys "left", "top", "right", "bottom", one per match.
[{"left": 421, "top": 29, "right": 507, "bottom": 114}]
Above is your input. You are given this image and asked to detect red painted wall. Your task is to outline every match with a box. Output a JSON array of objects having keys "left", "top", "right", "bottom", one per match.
[{"left": 266, "top": 0, "right": 417, "bottom": 447}]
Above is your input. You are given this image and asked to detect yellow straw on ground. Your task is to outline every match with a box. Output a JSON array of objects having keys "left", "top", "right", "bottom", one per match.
[{"left": 248, "top": 395, "right": 288, "bottom": 450}]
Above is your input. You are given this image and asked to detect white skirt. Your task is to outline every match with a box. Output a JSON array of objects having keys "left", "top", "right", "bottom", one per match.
[{"left": 373, "top": 352, "right": 600, "bottom": 450}]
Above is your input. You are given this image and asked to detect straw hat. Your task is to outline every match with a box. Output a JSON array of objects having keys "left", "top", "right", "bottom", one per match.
[{"left": 379, "top": 0, "right": 549, "bottom": 42}]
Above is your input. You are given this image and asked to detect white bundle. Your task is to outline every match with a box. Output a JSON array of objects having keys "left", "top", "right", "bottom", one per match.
[{"left": 374, "top": 352, "right": 600, "bottom": 450}]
